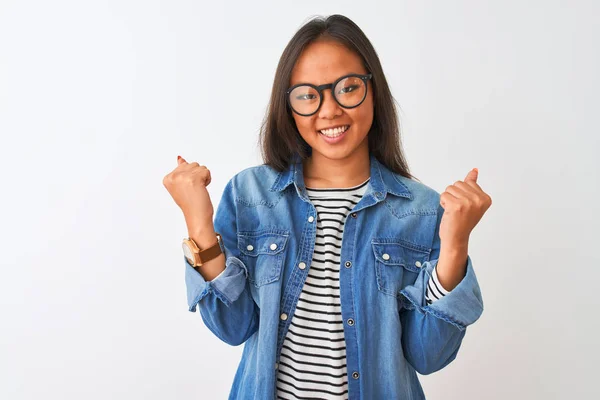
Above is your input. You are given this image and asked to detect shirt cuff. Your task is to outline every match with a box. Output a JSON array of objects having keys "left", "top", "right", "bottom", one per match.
[
  {"left": 185, "top": 255, "right": 249, "bottom": 312},
  {"left": 400, "top": 255, "right": 483, "bottom": 330}
]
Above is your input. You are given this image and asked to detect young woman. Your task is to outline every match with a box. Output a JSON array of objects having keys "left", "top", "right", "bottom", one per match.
[{"left": 164, "top": 14, "right": 491, "bottom": 400}]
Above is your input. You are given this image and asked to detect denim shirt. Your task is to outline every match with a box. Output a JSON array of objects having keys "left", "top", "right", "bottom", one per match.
[{"left": 184, "top": 152, "right": 484, "bottom": 400}]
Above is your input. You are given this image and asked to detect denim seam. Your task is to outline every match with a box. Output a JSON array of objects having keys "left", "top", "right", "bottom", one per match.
[
  {"left": 371, "top": 237, "right": 432, "bottom": 254},
  {"left": 189, "top": 285, "right": 212, "bottom": 312},
  {"left": 347, "top": 192, "right": 361, "bottom": 397},
  {"left": 212, "top": 256, "right": 249, "bottom": 307},
  {"left": 388, "top": 170, "right": 413, "bottom": 199},
  {"left": 400, "top": 289, "right": 466, "bottom": 332},
  {"left": 210, "top": 284, "right": 233, "bottom": 308},
  {"left": 384, "top": 202, "right": 438, "bottom": 220},
  {"left": 190, "top": 258, "right": 250, "bottom": 312}
]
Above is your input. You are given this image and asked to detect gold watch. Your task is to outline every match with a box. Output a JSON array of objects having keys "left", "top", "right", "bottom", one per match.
[{"left": 182, "top": 233, "right": 223, "bottom": 267}]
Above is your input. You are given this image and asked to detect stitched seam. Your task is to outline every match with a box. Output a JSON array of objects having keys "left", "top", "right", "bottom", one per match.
[
  {"left": 400, "top": 290, "right": 466, "bottom": 332},
  {"left": 383, "top": 202, "right": 437, "bottom": 220}
]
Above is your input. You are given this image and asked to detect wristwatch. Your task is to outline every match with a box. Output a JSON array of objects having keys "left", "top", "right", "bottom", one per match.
[{"left": 182, "top": 233, "right": 223, "bottom": 268}]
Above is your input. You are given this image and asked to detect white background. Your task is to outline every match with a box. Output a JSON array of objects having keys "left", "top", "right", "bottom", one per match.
[{"left": 1, "top": 1, "right": 598, "bottom": 399}]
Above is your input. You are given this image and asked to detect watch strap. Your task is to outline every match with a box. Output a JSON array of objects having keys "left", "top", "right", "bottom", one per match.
[
  {"left": 187, "top": 233, "right": 222, "bottom": 267},
  {"left": 196, "top": 233, "right": 222, "bottom": 266}
]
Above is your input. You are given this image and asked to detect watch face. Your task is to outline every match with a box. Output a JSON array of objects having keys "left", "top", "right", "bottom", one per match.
[{"left": 182, "top": 242, "right": 195, "bottom": 265}]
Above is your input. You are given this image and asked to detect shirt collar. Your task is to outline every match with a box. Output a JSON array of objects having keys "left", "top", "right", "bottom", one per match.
[{"left": 270, "top": 152, "right": 412, "bottom": 200}]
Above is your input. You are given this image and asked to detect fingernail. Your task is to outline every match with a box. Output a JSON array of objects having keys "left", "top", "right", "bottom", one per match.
[
  {"left": 474, "top": 168, "right": 479, "bottom": 173},
  {"left": 177, "top": 155, "right": 181, "bottom": 160}
]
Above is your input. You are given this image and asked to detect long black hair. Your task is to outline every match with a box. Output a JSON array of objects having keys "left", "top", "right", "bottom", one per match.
[{"left": 259, "top": 14, "right": 415, "bottom": 180}]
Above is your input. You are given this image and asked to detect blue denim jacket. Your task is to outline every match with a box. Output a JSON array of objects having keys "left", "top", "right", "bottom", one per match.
[{"left": 184, "top": 152, "right": 484, "bottom": 399}]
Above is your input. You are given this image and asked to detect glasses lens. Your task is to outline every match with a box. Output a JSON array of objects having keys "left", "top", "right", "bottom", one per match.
[
  {"left": 334, "top": 76, "right": 367, "bottom": 108},
  {"left": 289, "top": 85, "right": 320, "bottom": 115}
]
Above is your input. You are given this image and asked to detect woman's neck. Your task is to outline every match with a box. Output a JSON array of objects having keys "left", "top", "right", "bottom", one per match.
[{"left": 302, "top": 150, "right": 371, "bottom": 189}]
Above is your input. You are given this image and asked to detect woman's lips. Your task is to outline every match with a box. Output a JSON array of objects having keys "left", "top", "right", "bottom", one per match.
[{"left": 318, "top": 125, "right": 350, "bottom": 144}]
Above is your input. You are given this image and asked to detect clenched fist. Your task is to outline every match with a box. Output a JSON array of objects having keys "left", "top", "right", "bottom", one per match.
[
  {"left": 439, "top": 168, "right": 492, "bottom": 248},
  {"left": 163, "top": 156, "right": 215, "bottom": 230}
]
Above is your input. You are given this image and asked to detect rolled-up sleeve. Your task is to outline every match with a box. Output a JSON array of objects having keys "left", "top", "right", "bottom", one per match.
[
  {"left": 399, "top": 201, "right": 484, "bottom": 374},
  {"left": 400, "top": 254, "right": 483, "bottom": 330},
  {"left": 185, "top": 254, "right": 249, "bottom": 311},
  {"left": 183, "top": 178, "right": 259, "bottom": 346}
]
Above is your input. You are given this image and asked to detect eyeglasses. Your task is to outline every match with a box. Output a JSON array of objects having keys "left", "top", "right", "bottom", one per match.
[{"left": 286, "top": 73, "right": 373, "bottom": 116}]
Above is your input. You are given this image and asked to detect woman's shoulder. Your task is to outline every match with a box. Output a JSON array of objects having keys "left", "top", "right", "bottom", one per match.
[
  {"left": 227, "top": 164, "right": 285, "bottom": 206},
  {"left": 374, "top": 155, "right": 440, "bottom": 205},
  {"left": 230, "top": 163, "right": 280, "bottom": 186},
  {"left": 388, "top": 172, "right": 441, "bottom": 210}
]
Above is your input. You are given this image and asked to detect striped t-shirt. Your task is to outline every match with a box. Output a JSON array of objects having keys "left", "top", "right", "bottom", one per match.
[{"left": 275, "top": 177, "right": 450, "bottom": 399}]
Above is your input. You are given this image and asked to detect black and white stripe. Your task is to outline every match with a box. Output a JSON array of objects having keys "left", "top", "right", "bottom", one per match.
[{"left": 425, "top": 264, "right": 450, "bottom": 305}]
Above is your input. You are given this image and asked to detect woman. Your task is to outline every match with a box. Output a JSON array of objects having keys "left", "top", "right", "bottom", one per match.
[{"left": 164, "top": 14, "right": 491, "bottom": 400}]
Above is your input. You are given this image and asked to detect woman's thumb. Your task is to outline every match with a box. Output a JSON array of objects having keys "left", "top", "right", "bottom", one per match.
[{"left": 177, "top": 155, "right": 187, "bottom": 165}]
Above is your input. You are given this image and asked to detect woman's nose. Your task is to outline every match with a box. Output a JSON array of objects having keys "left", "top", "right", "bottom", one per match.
[{"left": 318, "top": 89, "right": 343, "bottom": 119}]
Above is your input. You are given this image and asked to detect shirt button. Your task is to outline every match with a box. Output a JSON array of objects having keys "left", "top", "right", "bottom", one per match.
[
  {"left": 351, "top": 212, "right": 357, "bottom": 218},
  {"left": 246, "top": 244, "right": 254, "bottom": 251},
  {"left": 345, "top": 261, "right": 352, "bottom": 268},
  {"left": 270, "top": 243, "right": 278, "bottom": 251},
  {"left": 275, "top": 362, "right": 279, "bottom": 369},
  {"left": 382, "top": 253, "right": 390, "bottom": 260},
  {"left": 280, "top": 313, "right": 288, "bottom": 321},
  {"left": 347, "top": 318, "right": 355, "bottom": 326},
  {"left": 374, "top": 191, "right": 382, "bottom": 198},
  {"left": 352, "top": 372, "right": 359, "bottom": 379},
  {"left": 298, "top": 262, "right": 306, "bottom": 270},
  {"left": 415, "top": 261, "right": 422, "bottom": 268},
  {"left": 308, "top": 216, "right": 314, "bottom": 223}
]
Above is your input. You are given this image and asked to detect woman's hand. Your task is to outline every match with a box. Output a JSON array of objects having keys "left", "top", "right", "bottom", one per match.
[
  {"left": 439, "top": 168, "right": 492, "bottom": 249},
  {"left": 435, "top": 168, "right": 492, "bottom": 290},
  {"left": 163, "top": 156, "right": 214, "bottom": 229}
]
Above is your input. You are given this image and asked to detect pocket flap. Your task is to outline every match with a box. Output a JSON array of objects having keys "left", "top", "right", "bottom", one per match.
[
  {"left": 371, "top": 240, "right": 430, "bottom": 271},
  {"left": 238, "top": 231, "right": 289, "bottom": 256}
]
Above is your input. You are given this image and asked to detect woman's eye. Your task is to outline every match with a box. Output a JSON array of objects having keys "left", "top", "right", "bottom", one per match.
[
  {"left": 338, "top": 85, "right": 358, "bottom": 94},
  {"left": 296, "top": 94, "right": 317, "bottom": 101}
]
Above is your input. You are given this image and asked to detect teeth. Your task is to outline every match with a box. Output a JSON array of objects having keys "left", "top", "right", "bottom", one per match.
[{"left": 319, "top": 125, "right": 349, "bottom": 137}]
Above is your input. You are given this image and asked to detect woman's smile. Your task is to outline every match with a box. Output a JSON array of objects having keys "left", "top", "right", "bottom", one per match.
[{"left": 318, "top": 124, "right": 350, "bottom": 144}]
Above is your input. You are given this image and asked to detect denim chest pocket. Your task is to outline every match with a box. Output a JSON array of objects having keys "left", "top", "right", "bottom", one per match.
[
  {"left": 237, "top": 230, "right": 289, "bottom": 288},
  {"left": 371, "top": 239, "right": 431, "bottom": 297}
]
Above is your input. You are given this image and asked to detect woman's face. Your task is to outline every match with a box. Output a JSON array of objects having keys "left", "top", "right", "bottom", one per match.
[{"left": 289, "top": 39, "right": 374, "bottom": 162}]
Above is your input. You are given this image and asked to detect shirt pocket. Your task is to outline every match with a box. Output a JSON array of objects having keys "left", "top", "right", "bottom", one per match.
[
  {"left": 371, "top": 239, "right": 431, "bottom": 297},
  {"left": 237, "top": 230, "right": 289, "bottom": 288}
]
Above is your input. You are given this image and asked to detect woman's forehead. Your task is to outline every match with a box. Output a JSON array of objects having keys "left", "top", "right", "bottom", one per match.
[{"left": 290, "top": 40, "right": 366, "bottom": 85}]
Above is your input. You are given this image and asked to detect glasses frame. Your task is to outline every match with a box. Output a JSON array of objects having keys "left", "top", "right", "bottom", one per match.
[{"left": 286, "top": 73, "right": 373, "bottom": 117}]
